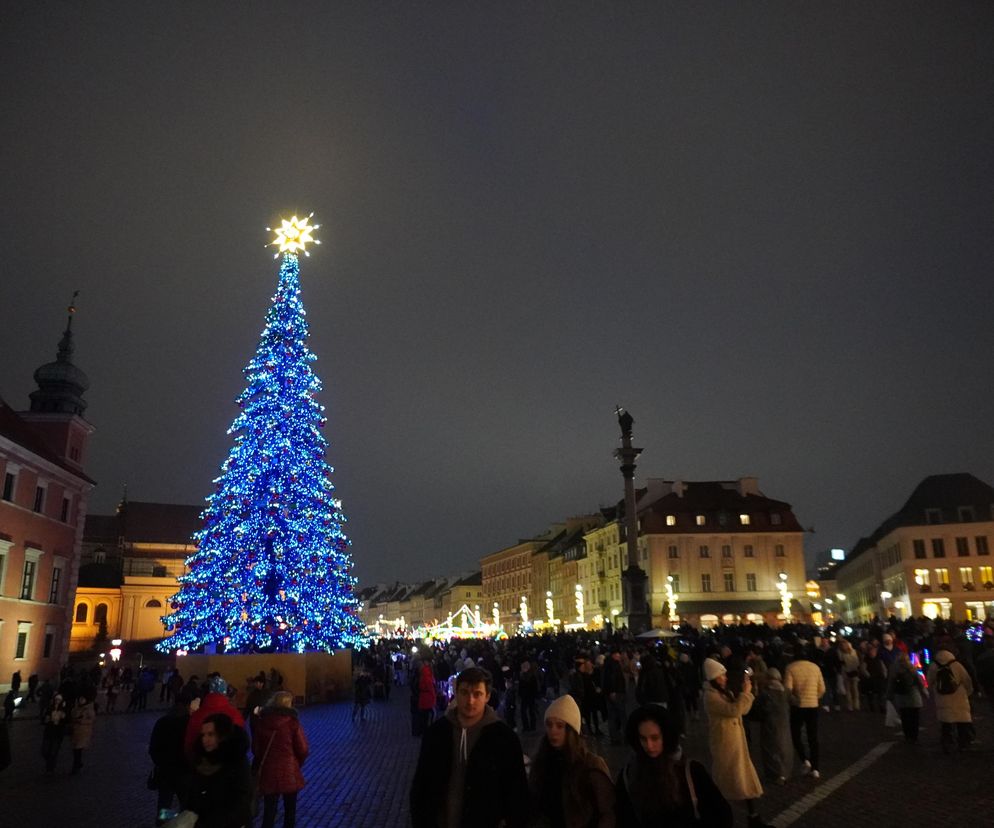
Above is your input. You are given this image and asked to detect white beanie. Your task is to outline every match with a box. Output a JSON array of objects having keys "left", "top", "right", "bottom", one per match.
[
  {"left": 544, "top": 694, "right": 582, "bottom": 735},
  {"left": 703, "top": 658, "right": 727, "bottom": 682}
]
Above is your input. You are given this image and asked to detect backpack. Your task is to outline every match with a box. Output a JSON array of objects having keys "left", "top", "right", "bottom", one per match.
[{"left": 935, "top": 661, "right": 959, "bottom": 695}]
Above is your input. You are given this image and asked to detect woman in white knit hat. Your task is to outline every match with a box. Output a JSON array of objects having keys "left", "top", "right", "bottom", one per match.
[
  {"left": 528, "top": 693, "right": 615, "bottom": 828},
  {"left": 702, "top": 658, "right": 771, "bottom": 828}
]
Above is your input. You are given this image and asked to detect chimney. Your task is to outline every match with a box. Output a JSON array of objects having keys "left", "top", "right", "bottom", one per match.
[
  {"left": 738, "top": 476, "right": 760, "bottom": 497},
  {"left": 640, "top": 478, "right": 673, "bottom": 507}
]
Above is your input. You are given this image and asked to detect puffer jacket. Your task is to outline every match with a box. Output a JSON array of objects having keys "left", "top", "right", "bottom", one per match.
[
  {"left": 252, "top": 706, "right": 309, "bottom": 795},
  {"left": 784, "top": 659, "right": 825, "bottom": 708}
]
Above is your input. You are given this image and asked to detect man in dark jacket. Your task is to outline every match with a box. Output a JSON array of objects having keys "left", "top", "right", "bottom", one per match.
[
  {"left": 410, "top": 666, "right": 528, "bottom": 828},
  {"left": 149, "top": 691, "right": 192, "bottom": 825},
  {"left": 602, "top": 649, "right": 628, "bottom": 744}
]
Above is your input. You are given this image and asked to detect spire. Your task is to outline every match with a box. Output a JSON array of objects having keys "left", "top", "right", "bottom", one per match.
[{"left": 29, "top": 291, "right": 90, "bottom": 416}]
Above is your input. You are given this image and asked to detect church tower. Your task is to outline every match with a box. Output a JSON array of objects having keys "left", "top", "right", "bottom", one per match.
[{"left": 19, "top": 294, "right": 94, "bottom": 470}]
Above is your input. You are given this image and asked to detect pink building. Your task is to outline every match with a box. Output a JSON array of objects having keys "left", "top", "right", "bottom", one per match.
[{"left": 0, "top": 305, "right": 94, "bottom": 691}]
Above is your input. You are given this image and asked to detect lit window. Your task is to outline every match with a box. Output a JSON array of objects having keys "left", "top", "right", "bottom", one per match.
[
  {"left": 666, "top": 515, "right": 676, "bottom": 526},
  {"left": 739, "top": 514, "right": 750, "bottom": 525},
  {"left": 959, "top": 567, "right": 975, "bottom": 588},
  {"left": 980, "top": 566, "right": 993, "bottom": 587},
  {"left": 669, "top": 574, "right": 680, "bottom": 593},
  {"left": 695, "top": 514, "right": 706, "bottom": 526},
  {"left": 935, "top": 568, "right": 950, "bottom": 589}
]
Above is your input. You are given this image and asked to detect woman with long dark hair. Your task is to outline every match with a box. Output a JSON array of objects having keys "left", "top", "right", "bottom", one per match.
[
  {"left": 183, "top": 712, "right": 252, "bottom": 828},
  {"left": 529, "top": 694, "right": 615, "bottom": 828},
  {"left": 616, "top": 705, "right": 731, "bottom": 828}
]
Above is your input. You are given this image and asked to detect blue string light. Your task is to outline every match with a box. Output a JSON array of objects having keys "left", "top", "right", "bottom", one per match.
[{"left": 157, "top": 252, "right": 365, "bottom": 653}]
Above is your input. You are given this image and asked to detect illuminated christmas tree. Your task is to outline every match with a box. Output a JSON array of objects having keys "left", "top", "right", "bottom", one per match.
[{"left": 159, "top": 215, "right": 365, "bottom": 653}]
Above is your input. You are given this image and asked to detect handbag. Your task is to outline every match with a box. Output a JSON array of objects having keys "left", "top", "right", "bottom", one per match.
[{"left": 251, "top": 732, "right": 277, "bottom": 817}]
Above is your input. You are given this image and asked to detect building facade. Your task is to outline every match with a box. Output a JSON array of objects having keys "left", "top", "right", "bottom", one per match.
[
  {"left": 835, "top": 474, "right": 994, "bottom": 622},
  {"left": 0, "top": 308, "right": 94, "bottom": 689},
  {"left": 70, "top": 500, "right": 200, "bottom": 652}
]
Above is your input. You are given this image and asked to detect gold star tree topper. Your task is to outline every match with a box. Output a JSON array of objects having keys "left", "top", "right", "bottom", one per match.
[{"left": 267, "top": 213, "right": 321, "bottom": 258}]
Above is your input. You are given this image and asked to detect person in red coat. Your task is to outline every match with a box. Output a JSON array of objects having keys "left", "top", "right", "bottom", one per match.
[
  {"left": 252, "top": 690, "right": 309, "bottom": 828},
  {"left": 183, "top": 676, "right": 246, "bottom": 764},
  {"left": 415, "top": 659, "right": 437, "bottom": 736}
]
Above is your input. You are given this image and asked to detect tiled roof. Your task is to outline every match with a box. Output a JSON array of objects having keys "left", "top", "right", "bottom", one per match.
[
  {"left": 841, "top": 473, "right": 994, "bottom": 570},
  {"left": 0, "top": 398, "right": 95, "bottom": 484},
  {"left": 639, "top": 481, "right": 803, "bottom": 533}
]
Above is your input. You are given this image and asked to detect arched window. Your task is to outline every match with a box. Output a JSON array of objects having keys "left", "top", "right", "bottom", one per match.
[
  {"left": 75, "top": 603, "right": 88, "bottom": 623},
  {"left": 145, "top": 599, "right": 162, "bottom": 608},
  {"left": 94, "top": 603, "right": 108, "bottom": 624}
]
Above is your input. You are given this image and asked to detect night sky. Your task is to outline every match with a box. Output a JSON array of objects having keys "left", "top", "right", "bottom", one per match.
[{"left": 2, "top": 3, "right": 992, "bottom": 586}]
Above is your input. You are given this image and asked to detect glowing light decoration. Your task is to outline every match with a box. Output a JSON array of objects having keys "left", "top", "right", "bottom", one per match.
[
  {"left": 492, "top": 602, "right": 500, "bottom": 628},
  {"left": 665, "top": 575, "right": 679, "bottom": 624},
  {"left": 158, "top": 222, "right": 364, "bottom": 654},
  {"left": 574, "top": 584, "right": 584, "bottom": 624},
  {"left": 268, "top": 213, "right": 320, "bottom": 257},
  {"left": 519, "top": 595, "right": 529, "bottom": 626},
  {"left": 776, "top": 572, "right": 793, "bottom": 620},
  {"left": 546, "top": 590, "right": 555, "bottom": 625}
]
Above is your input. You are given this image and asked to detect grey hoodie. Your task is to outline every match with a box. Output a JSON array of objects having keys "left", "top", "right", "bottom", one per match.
[{"left": 444, "top": 704, "right": 500, "bottom": 828}]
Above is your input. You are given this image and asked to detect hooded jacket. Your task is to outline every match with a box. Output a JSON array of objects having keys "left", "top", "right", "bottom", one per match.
[
  {"left": 184, "top": 693, "right": 246, "bottom": 763},
  {"left": 927, "top": 650, "right": 973, "bottom": 723},
  {"left": 185, "top": 725, "right": 252, "bottom": 828},
  {"left": 251, "top": 706, "right": 309, "bottom": 795},
  {"left": 410, "top": 704, "right": 528, "bottom": 828}
]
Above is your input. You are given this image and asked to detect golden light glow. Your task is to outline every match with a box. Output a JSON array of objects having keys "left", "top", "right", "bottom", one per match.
[{"left": 267, "top": 213, "right": 321, "bottom": 257}]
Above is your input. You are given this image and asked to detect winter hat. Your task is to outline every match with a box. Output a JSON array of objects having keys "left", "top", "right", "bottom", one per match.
[
  {"left": 208, "top": 675, "right": 228, "bottom": 695},
  {"left": 545, "top": 694, "right": 582, "bottom": 735},
  {"left": 703, "top": 658, "right": 727, "bottom": 682}
]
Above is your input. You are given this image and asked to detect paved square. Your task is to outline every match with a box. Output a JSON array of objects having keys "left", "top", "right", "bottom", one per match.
[{"left": 1, "top": 689, "right": 990, "bottom": 827}]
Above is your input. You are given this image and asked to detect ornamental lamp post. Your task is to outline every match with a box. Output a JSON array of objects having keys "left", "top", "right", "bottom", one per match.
[{"left": 615, "top": 408, "right": 651, "bottom": 634}]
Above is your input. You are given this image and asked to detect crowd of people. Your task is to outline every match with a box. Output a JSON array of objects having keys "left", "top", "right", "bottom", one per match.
[
  {"left": 392, "top": 613, "right": 993, "bottom": 828},
  {"left": 1, "top": 612, "right": 990, "bottom": 827}
]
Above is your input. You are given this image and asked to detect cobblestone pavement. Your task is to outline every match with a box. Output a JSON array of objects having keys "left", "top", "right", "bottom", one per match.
[{"left": 1, "top": 689, "right": 991, "bottom": 828}]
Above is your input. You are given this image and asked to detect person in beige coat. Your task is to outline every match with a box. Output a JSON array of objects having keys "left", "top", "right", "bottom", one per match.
[
  {"left": 927, "top": 649, "right": 974, "bottom": 752},
  {"left": 70, "top": 689, "right": 97, "bottom": 774},
  {"left": 703, "top": 659, "right": 771, "bottom": 828}
]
